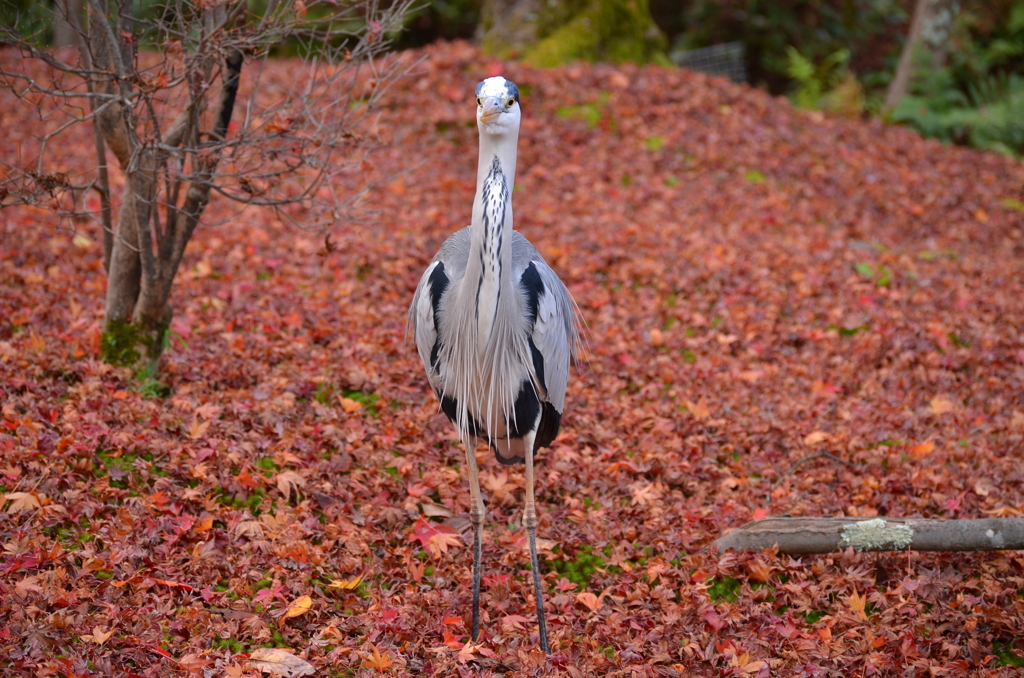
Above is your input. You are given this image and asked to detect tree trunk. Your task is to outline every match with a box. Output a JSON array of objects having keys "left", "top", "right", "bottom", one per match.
[
  {"left": 53, "top": 0, "right": 83, "bottom": 47},
  {"left": 715, "top": 516, "right": 1024, "bottom": 555},
  {"left": 89, "top": 0, "right": 243, "bottom": 375},
  {"left": 885, "top": 0, "right": 961, "bottom": 110}
]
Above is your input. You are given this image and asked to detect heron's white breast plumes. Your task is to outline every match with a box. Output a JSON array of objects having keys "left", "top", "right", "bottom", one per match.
[{"left": 474, "top": 157, "right": 509, "bottom": 353}]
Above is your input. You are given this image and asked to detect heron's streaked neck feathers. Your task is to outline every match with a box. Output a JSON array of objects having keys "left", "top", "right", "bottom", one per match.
[{"left": 465, "top": 130, "right": 518, "bottom": 351}]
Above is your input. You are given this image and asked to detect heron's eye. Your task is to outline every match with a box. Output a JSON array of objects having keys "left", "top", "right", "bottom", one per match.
[
  {"left": 476, "top": 97, "right": 482, "bottom": 106},
  {"left": 506, "top": 98, "right": 516, "bottom": 107}
]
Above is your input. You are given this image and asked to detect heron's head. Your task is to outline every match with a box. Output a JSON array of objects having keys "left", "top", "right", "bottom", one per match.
[{"left": 475, "top": 76, "right": 520, "bottom": 136}]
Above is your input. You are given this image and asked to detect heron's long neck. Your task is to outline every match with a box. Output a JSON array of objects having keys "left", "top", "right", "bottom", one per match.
[{"left": 465, "top": 130, "right": 518, "bottom": 351}]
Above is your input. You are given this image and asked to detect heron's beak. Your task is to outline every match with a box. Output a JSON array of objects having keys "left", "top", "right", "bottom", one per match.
[{"left": 479, "top": 97, "right": 503, "bottom": 123}]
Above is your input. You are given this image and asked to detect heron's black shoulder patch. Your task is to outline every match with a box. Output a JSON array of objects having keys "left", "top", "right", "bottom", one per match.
[
  {"left": 427, "top": 263, "right": 448, "bottom": 325},
  {"left": 427, "top": 263, "right": 448, "bottom": 369},
  {"left": 528, "top": 337, "right": 547, "bottom": 393},
  {"left": 510, "top": 378, "right": 541, "bottom": 440},
  {"left": 534, "top": 402, "right": 561, "bottom": 450},
  {"left": 519, "top": 262, "right": 545, "bottom": 325},
  {"left": 439, "top": 394, "right": 481, "bottom": 437}
]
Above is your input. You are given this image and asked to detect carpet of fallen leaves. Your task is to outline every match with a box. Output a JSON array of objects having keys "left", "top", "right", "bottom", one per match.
[{"left": 3, "top": 41, "right": 1024, "bottom": 677}]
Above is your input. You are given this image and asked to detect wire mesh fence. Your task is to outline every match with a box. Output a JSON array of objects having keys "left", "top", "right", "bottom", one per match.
[{"left": 670, "top": 42, "right": 747, "bottom": 83}]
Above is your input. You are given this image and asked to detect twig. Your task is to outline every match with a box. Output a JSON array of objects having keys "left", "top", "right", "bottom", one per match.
[{"left": 772, "top": 451, "right": 852, "bottom": 489}]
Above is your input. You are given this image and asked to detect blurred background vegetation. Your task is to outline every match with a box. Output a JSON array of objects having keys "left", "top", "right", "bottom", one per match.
[{"left": 3, "top": 0, "right": 1023, "bottom": 156}]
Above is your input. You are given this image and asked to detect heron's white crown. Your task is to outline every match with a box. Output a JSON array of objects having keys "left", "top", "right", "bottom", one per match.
[{"left": 475, "top": 76, "right": 520, "bottom": 135}]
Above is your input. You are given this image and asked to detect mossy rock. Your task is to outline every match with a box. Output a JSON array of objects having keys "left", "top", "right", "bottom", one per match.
[{"left": 522, "top": 0, "right": 666, "bottom": 67}]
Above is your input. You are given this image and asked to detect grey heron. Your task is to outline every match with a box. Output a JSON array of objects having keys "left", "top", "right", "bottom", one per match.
[{"left": 409, "top": 76, "right": 581, "bottom": 653}]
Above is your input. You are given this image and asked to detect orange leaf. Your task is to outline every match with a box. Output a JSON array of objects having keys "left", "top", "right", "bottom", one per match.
[
  {"left": 426, "top": 530, "right": 463, "bottom": 558},
  {"left": 803, "top": 430, "right": 827, "bottom": 445},
  {"left": 908, "top": 441, "right": 935, "bottom": 456},
  {"left": 576, "top": 591, "right": 601, "bottom": 611},
  {"left": 3, "top": 492, "right": 42, "bottom": 512},
  {"left": 339, "top": 397, "right": 363, "bottom": 413},
  {"left": 362, "top": 644, "right": 394, "bottom": 672},
  {"left": 187, "top": 417, "right": 210, "bottom": 440},
  {"left": 193, "top": 515, "right": 214, "bottom": 533},
  {"left": 747, "top": 557, "right": 772, "bottom": 583},
  {"left": 684, "top": 396, "right": 711, "bottom": 420},
  {"left": 80, "top": 626, "right": 114, "bottom": 645},
  {"left": 443, "top": 630, "right": 463, "bottom": 649}
]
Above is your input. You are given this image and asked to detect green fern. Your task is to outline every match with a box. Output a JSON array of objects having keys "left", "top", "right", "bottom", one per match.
[
  {"left": 893, "top": 72, "right": 1024, "bottom": 157},
  {"left": 786, "top": 46, "right": 861, "bottom": 115}
]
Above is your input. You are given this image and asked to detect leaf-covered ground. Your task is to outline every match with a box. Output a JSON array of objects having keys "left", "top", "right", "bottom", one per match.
[{"left": 3, "top": 41, "right": 1024, "bottom": 677}]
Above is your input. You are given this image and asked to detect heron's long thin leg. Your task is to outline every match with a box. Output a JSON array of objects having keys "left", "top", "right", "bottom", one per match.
[
  {"left": 523, "top": 431, "right": 550, "bottom": 653},
  {"left": 464, "top": 436, "right": 486, "bottom": 641}
]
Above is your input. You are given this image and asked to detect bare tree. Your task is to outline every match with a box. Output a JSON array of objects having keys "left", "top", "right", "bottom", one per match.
[{"left": 1, "top": 0, "right": 415, "bottom": 374}]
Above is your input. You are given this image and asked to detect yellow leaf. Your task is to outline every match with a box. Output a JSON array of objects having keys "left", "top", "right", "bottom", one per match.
[
  {"left": 339, "top": 397, "right": 363, "bottom": 413},
  {"left": 193, "top": 515, "right": 214, "bottom": 533},
  {"left": 72, "top": 233, "right": 93, "bottom": 249},
  {"left": 81, "top": 626, "right": 114, "bottom": 645},
  {"left": 4, "top": 492, "right": 42, "bottom": 512},
  {"left": 847, "top": 589, "right": 868, "bottom": 620},
  {"left": 328, "top": 574, "right": 364, "bottom": 590},
  {"left": 362, "top": 644, "right": 394, "bottom": 672},
  {"left": 284, "top": 595, "right": 313, "bottom": 619},
  {"left": 187, "top": 417, "right": 211, "bottom": 440},
  {"left": 929, "top": 396, "right": 954, "bottom": 415},
  {"left": 684, "top": 395, "right": 711, "bottom": 420}
]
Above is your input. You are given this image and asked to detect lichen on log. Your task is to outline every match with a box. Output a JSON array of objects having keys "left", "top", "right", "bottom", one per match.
[{"left": 716, "top": 516, "right": 1024, "bottom": 555}]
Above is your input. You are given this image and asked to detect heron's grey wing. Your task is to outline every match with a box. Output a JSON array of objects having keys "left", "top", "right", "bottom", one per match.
[
  {"left": 510, "top": 231, "right": 580, "bottom": 428},
  {"left": 408, "top": 227, "right": 472, "bottom": 393},
  {"left": 525, "top": 259, "right": 576, "bottom": 412},
  {"left": 410, "top": 261, "right": 445, "bottom": 393}
]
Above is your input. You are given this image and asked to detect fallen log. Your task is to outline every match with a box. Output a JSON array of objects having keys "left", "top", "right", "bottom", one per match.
[{"left": 715, "top": 516, "right": 1024, "bottom": 555}]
